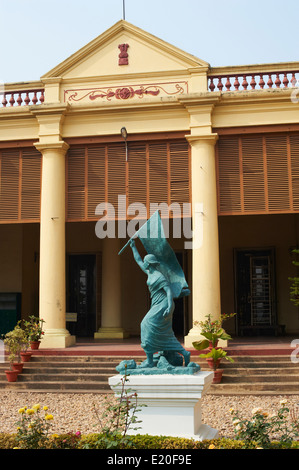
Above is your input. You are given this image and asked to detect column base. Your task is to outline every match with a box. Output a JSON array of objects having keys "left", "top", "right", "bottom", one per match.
[
  {"left": 109, "top": 371, "right": 219, "bottom": 441},
  {"left": 94, "top": 327, "right": 129, "bottom": 339},
  {"left": 39, "top": 329, "right": 76, "bottom": 349}
]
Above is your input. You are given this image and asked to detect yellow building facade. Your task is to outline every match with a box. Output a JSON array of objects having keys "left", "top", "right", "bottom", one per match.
[{"left": 0, "top": 20, "right": 299, "bottom": 348}]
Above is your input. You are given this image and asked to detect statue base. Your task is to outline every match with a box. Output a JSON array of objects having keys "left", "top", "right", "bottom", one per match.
[{"left": 108, "top": 371, "right": 219, "bottom": 441}]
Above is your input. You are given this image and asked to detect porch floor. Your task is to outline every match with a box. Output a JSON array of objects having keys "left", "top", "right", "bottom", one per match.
[{"left": 32, "top": 335, "right": 298, "bottom": 356}]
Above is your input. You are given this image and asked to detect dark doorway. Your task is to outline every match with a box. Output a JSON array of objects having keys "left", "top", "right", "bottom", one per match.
[
  {"left": 67, "top": 255, "right": 96, "bottom": 337},
  {"left": 172, "top": 252, "right": 188, "bottom": 337},
  {"left": 234, "top": 248, "right": 277, "bottom": 336}
]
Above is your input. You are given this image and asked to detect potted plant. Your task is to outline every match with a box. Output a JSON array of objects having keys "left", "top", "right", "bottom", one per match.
[
  {"left": 4, "top": 352, "right": 19, "bottom": 382},
  {"left": 192, "top": 313, "right": 236, "bottom": 350},
  {"left": 4, "top": 326, "right": 28, "bottom": 378},
  {"left": 23, "top": 316, "right": 45, "bottom": 349},
  {"left": 17, "top": 320, "right": 32, "bottom": 361},
  {"left": 196, "top": 347, "right": 234, "bottom": 383},
  {"left": 4, "top": 326, "right": 27, "bottom": 373}
]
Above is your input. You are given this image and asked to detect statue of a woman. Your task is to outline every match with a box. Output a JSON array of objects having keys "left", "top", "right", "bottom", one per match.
[{"left": 129, "top": 239, "right": 191, "bottom": 368}]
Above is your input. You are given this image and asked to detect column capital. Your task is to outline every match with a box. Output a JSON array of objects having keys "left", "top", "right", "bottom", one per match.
[
  {"left": 185, "top": 133, "right": 218, "bottom": 146},
  {"left": 34, "top": 140, "right": 70, "bottom": 155}
]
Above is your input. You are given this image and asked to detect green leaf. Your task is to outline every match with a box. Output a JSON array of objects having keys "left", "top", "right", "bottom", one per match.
[{"left": 192, "top": 339, "right": 210, "bottom": 351}]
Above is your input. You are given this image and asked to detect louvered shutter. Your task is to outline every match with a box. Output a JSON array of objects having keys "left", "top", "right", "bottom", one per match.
[
  {"left": 242, "top": 136, "right": 265, "bottom": 212},
  {"left": 266, "top": 135, "right": 290, "bottom": 211},
  {"left": 21, "top": 149, "right": 41, "bottom": 220},
  {"left": 289, "top": 135, "right": 299, "bottom": 210},
  {"left": 107, "top": 144, "right": 126, "bottom": 218},
  {"left": 67, "top": 147, "right": 85, "bottom": 220},
  {"left": 87, "top": 146, "right": 106, "bottom": 219},
  {"left": 148, "top": 142, "right": 168, "bottom": 206},
  {"left": 217, "top": 133, "right": 299, "bottom": 215},
  {"left": 217, "top": 137, "right": 241, "bottom": 213},
  {"left": 0, "top": 150, "right": 19, "bottom": 220},
  {"left": 128, "top": 143, "right": 147, "bottom": 210},
  {"left": 169, "top": 141, "right": 190, "bottom": 215}
]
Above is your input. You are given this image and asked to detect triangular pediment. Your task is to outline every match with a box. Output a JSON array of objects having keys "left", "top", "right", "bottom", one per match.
[{"left": 41, "top": 20, "right": 209, "bottom": 80}]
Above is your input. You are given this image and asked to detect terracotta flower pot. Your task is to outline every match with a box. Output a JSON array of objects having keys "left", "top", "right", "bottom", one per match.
[
  {"left": 208, "top": 340, "right": 219, "bottom": 350},
  {"left": 30, "top": 341, "right": 40, "bottom": 350},
  {"left": 213, "top": 369, "right": 224, "bottom": 384},
  {"left": 12, "top": 362, "right": 24, "bottom": 373},
  {"left": 5, "top": 370, "right": 18, "bottom": 382},
  {"left": 20, "top": 351, "right": 32, "bottom": 362},
  {"left": 206, "top": 358, "right": 221, "bottom": 370}
]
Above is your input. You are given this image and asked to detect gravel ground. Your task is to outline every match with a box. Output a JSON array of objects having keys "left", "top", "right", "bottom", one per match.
[{"left": 0, "top": 392, "right": 298, "bottom": 440}]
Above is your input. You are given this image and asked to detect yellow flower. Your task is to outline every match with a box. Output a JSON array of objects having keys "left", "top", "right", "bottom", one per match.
[
  {"left": 229, "top": 407, "right": 235, "bottom": 414},
  {"left": 280, "top": 399, "right": 287, "bottom": 406},
  {"left": 262, "top": 412, "right": 269, "bottom": 417},
  {"left": 51, "top": 434, "right": 59, "bottom": 439},
  {"left": 45, "top": 414, "right": 53, "bottom": 421},
  {"left": 32, "top": 404, "right": 40, "bottom": 411},
  {"left": 43, "top": 406, "right": 48, "bottom": 411},
  {"left": 25, "top": 409, "right": 35, "bottom": 415},
  {"left": 18, "top": 408, "right": 25, "bottom": 414},
  {"left": 208, "top": 444, "right": 216, "bottom": 449},
  {"left": 252, "top": 407, "right": 262, "bottom": 415}
]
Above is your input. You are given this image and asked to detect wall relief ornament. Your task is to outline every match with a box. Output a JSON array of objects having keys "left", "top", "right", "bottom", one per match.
[
  {"left": 118, "top": 43, "right": 129, "bottom": 65},
  {"left": 64, "top": 82, "right": 188, "bottom": 103}
]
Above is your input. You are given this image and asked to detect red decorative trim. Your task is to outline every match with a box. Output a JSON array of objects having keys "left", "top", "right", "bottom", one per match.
[
  {"left": 64, "top": 81, "right": 188, "bottom": 103},
  {"left": 118, "top": 43, "right": 129, "bottom": 65}
]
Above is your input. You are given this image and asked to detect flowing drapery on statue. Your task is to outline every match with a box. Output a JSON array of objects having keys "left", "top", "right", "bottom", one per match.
[
  {"left": 119, "top": 211, "right": 190, "bottom": 299},
  {"left": 119, "top": 211, "right": 193, "bottom": 370}
]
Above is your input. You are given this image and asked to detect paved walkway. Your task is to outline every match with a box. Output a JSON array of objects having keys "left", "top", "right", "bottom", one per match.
[{"left": 31, "top": 335, "right": 298, "bottom": 356}]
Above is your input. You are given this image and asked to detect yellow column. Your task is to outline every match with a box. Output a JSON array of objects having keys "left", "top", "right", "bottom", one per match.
[
  {"left": 184, "top": 134, "right": 222, "bottom": 347},
  {"left": 94, "top": 237, "right": 128, "bottom": 339},
  {"left": 35, "top": 141, "right": 75, "bottom": 348}
]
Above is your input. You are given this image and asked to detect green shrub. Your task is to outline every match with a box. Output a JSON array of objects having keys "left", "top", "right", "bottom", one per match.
[{"left": 0, "top": 432, "right": 298, "bottom": 449}]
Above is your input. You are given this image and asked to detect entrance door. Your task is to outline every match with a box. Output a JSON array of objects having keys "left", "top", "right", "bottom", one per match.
[
  {"left": 67, "top": 255, "right": 96, "bottom": 337},
  {"left": 235, "top": 248, "right": 277, "bottom": 335}
]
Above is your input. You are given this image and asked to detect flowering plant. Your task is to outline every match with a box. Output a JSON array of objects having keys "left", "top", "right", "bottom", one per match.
[
  {"left": 23, "top": 316, "right": 45, "bottom": 342},
  {"left": 15, "top": 404, "right": 54, "bottom": 449},
  {"left": 230, "top": 400, "right": 299, "bottom": 448},
  {"left": 193, "top": 313, "right": 236, "bottom": 350}
]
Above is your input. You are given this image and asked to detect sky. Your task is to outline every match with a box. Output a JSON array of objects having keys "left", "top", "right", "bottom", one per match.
[{"left": 0, "top": 0, "right": 298, "bottom": 83}]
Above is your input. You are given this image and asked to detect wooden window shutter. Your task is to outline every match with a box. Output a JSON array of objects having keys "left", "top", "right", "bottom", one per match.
[
  {"left": 217, "top": 133, "right": 299, "bottom": 215},
  {"left": 107, "top": 143, "right": 126, "bottom": 218},
  {"left": 128, "top": 143, "right": 147, "bottom": 211},
  {"left": 21, "top": 149, "right": 41, "bottom": 220},
  {"left": 87, "top": 146, "right": 106, "bottom": 219},
  {"left": 169, "top": 141, "right": 190, "bottom": 215},
  {"left": 148, "top": 142, "right": 168, "bottom": 207},
  {"left": 67, "top": 147, "right": 85, "bottom": 220},
  {"left": 265, "top": 135, "right": 290, "bottom": 211},
  {"left": 242, "top": 136, "right": 265, "bottom": 212},
  {"left": 217, "top": 137, "right": 241, "bottom": 214},
  {"left": 290, "top": 134, "right": 299, "bottom": 211},
  {"left": 0, "top": 150, "right": 19, "bottom": 220}
]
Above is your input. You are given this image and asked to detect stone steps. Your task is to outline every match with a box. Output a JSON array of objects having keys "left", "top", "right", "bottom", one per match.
[{"left": 0, "top": 354, "right": 298, "bottom": 395}]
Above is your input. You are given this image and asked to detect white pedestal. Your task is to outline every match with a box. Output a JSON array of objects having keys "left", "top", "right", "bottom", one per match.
[{"left": 109, "top": 371, "right": 219, "bottom": 441}]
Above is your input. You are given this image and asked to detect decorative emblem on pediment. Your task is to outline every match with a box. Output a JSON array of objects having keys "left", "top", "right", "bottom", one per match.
[
  {"left": 64, "top": 81, "right": 188, "bottom": 103},
  {"left": 118, "top": 43, "right": 129, "bottom": 65}
]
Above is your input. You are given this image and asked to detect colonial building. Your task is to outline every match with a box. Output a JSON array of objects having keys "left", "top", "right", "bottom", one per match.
[{"left": 0, "top": 20, "right": 298, "bottom": 348}]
